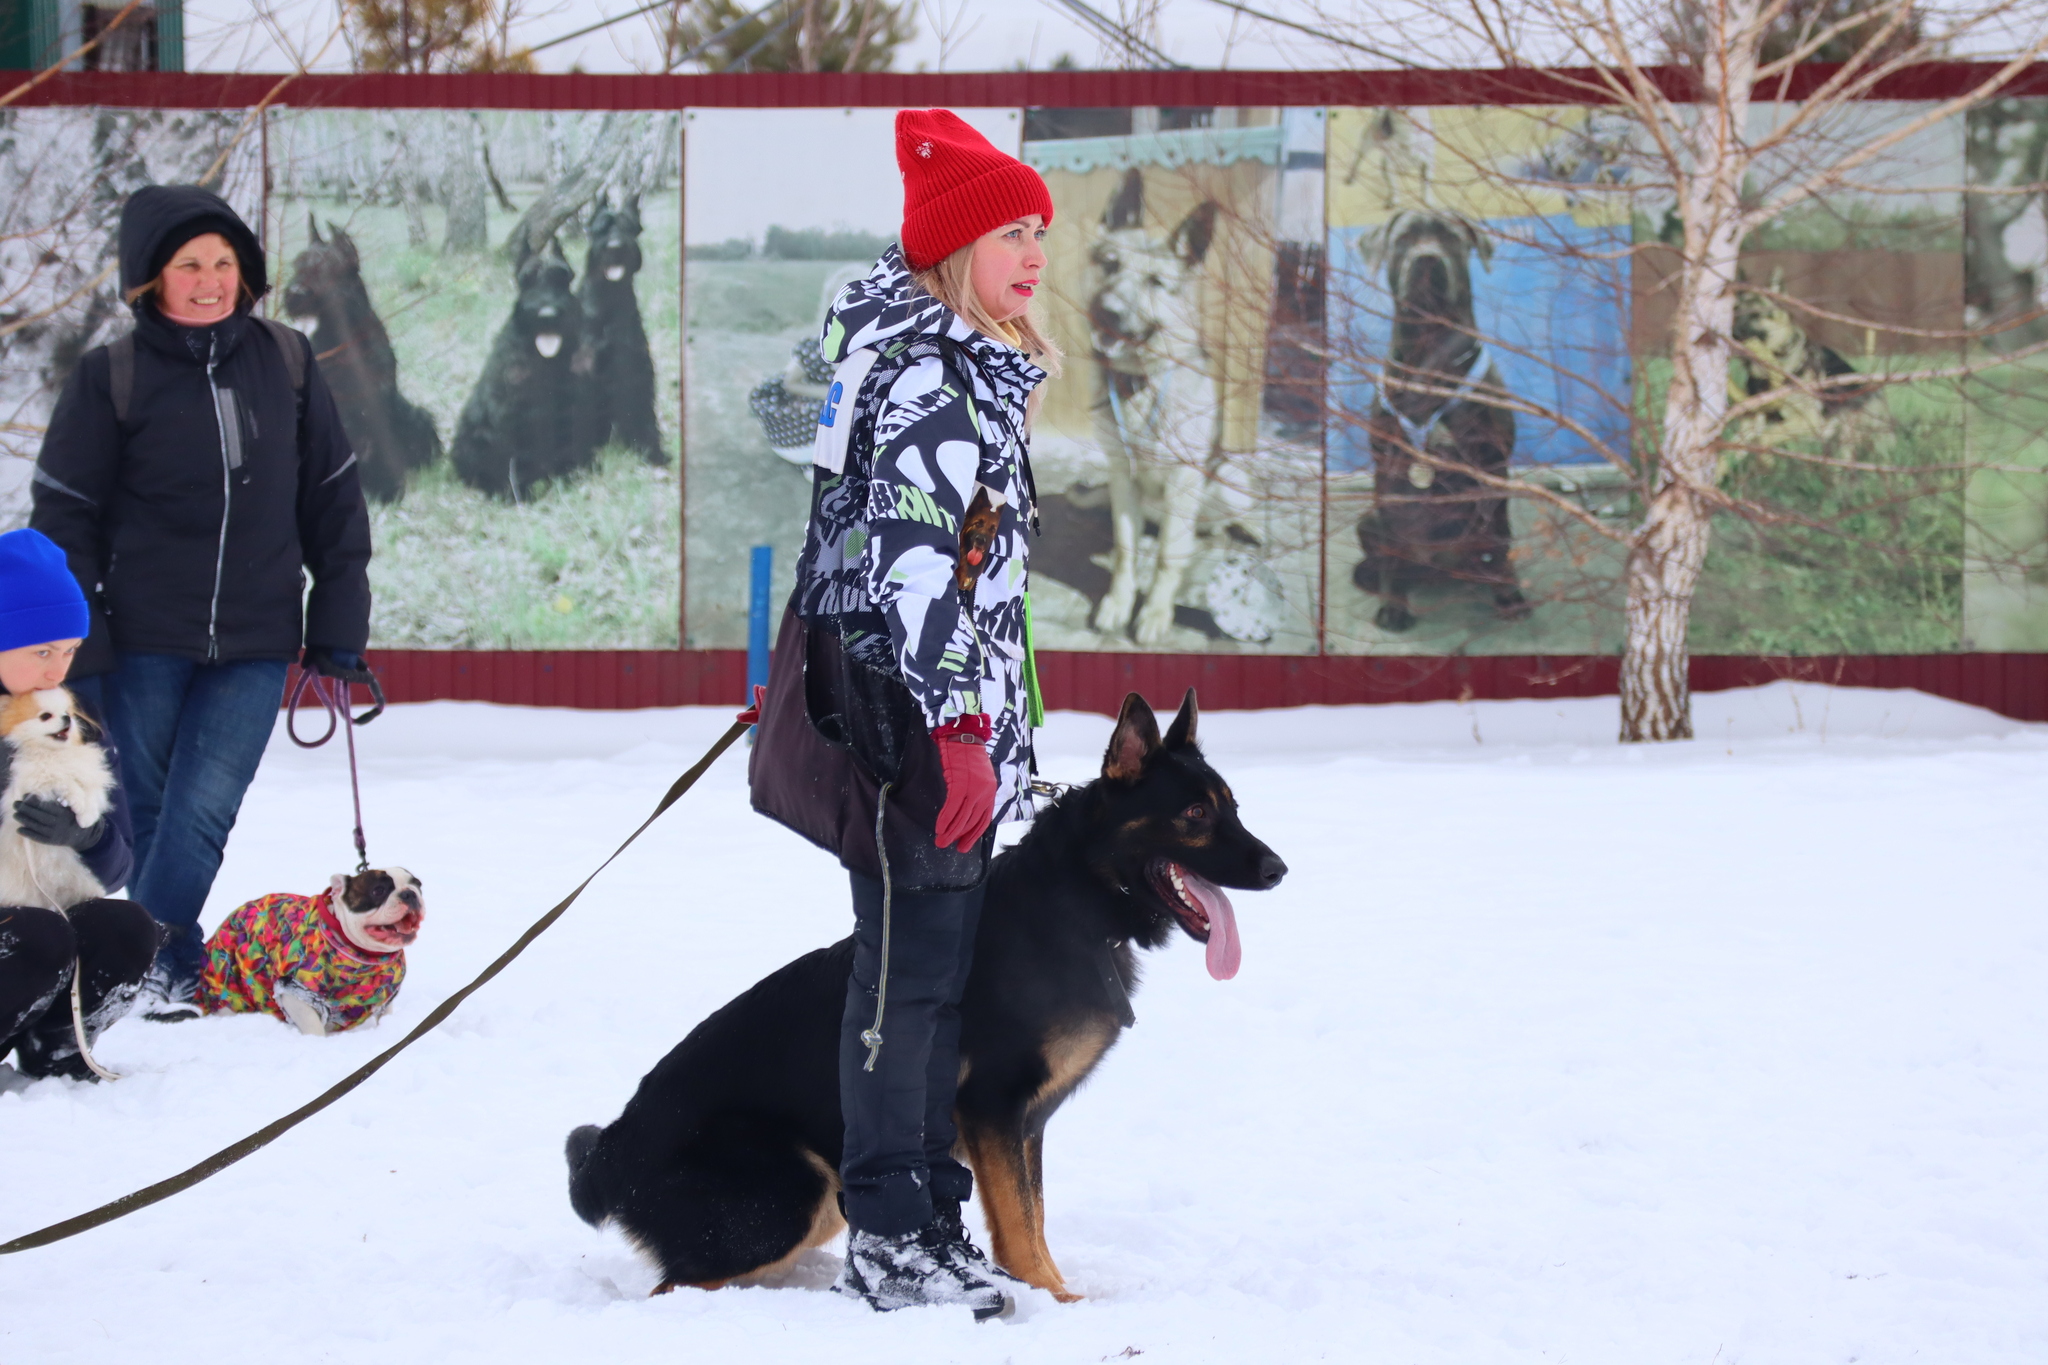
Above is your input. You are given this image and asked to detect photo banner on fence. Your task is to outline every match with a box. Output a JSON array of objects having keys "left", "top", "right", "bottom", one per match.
[{"left": 8, "top": 90, "right": 2048, "bottom": 664}]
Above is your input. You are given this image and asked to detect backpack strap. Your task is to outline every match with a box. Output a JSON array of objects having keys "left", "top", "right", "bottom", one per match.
[
  {"left": 107, "top": 334, "right": 135, "bottom": 425},
  {"left": 104, "top": 319, "right": 307, "bottom": 425},
  {"left": 256, "top": 316, "right": 308, "bottom": 395}
]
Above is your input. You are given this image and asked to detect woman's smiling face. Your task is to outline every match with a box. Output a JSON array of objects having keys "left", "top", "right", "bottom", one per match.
[
  {"left": 969, "top": 215, "right": 1049, "bottom": 324},
  {"left": 158, "top": 232, "right": 240, "bottom": 325}
]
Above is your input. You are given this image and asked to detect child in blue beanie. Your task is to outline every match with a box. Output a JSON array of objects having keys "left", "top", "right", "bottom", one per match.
[{"left": 0, "top": 528, "right": 158, "bottom": 1085}]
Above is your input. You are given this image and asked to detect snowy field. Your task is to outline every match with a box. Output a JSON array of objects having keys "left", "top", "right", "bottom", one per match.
[{"left": 5, "top": 683, "right": 2047, "bottom": 1363}]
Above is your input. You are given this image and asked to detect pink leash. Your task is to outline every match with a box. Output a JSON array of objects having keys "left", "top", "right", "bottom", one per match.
[{"left": 285, "top": 668, "right": 385, "bottom": 874}]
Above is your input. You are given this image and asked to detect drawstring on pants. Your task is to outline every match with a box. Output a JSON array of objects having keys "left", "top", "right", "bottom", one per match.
[{"left": 860, "top": 781, "right": 894, "bottom": 1072}]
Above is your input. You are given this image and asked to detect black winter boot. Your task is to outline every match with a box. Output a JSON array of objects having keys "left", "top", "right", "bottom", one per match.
[
  {"left": 833, "top": 1219, "right": 1017, "bottom": 1319},
  {"left": 931, "top": 1197, "right": 1013, "bottom": 1279}
]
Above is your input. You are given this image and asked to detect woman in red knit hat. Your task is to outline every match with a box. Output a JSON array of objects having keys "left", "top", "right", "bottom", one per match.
[{"left": 748, "top": 108, "right": 1060, "bottom": 1317}]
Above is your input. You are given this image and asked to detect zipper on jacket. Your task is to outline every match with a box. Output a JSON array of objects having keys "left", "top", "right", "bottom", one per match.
[{"left": 204, "top": 333, "right": 232, "bottom": 662}]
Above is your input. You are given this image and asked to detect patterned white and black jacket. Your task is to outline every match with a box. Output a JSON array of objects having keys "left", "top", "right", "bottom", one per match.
[{"left": 792, "top": 246, "right": 1047, "bottom": 825}]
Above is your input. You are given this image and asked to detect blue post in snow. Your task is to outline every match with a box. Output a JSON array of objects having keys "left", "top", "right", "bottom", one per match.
[{"left": 747, "top": 545, "right": 772, "bottom": 709}]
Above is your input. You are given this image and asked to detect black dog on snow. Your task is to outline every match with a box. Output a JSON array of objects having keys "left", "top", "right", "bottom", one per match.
[
  {"left": 574, "top": 193, "right": 666, "bottom": 465},
  {"left": 565, "top": 690, "right": 1286, "bottom": 1303},
  {"left": 452, "top": 237, "right": 596, "bottom": 500},
  {"left": 282, "top": 218, "right": 441, "bottom": 502},
  {"left": 1352, "top": 210, "right": 1530, "bottom": 632}
]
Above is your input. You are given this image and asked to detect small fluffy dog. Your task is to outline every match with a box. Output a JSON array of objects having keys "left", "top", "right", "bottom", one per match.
[
  {"left": 196, "top": 868, "right": 424, "bottom": 1035},
  {"left": 0, "top": 687, "right": 114, "bottom": 911}
]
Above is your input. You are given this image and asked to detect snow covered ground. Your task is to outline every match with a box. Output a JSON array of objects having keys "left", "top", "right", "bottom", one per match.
[{"left": 6, "top": 682, "right": 2047, "bottom": 1363}]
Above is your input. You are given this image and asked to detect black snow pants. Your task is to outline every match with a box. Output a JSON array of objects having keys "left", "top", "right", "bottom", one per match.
[
  {"left": 839, "top": 869, "right": 985, "bottom": 1237},
  {"left": 0, "top": 900, "right": 161, "bottom": 1079}
]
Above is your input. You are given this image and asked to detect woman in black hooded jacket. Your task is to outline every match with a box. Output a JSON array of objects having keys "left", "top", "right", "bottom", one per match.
[{"left": 31, "top": 184, "right": 372, "bottom": 1014}]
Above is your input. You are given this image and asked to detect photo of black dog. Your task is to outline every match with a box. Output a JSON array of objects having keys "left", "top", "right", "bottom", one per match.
[
  {"left": 1352, "top": 210, "right": 1530, "bottom": 632},
  {"left": 564, "top": 689, "right": 1286, "bottom": 1301},
  {"left": 451, "top": 236, "right": 596, "bottom": 500},
  {"left": 574, "top": 193, "right": 666, "bottom": 465},
  {"left": 282, "top": 218, "right": 442, "bottom": 502}
]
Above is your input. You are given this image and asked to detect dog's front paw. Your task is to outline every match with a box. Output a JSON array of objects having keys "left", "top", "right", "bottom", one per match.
[
  {"left": 1091, "top": 591, "right": 1134, "bottom": 637},
  {"left": 276, "top": 984, "right": 334, "bottom": 1037},
  {"left": 1132, "top": 600, "right": 1177, "bottom": 646}
]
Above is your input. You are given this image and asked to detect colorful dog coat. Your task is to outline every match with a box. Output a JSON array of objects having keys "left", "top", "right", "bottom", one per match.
[{"left": 197, "top": 891, "right": 405, "bottom": 1032}]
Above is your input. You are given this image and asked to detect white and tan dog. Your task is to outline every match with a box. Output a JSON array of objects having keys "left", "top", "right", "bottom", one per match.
[
  {"left": 0, "top": 687, "right": 114, "bottom": 911},
  {"left": 1087, "top": 169, "right": 1240, "bottom": 646}
]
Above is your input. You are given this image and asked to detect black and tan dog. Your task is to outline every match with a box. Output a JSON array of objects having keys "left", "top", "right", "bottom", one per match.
[{"left": 565, "top": 690, "right": 1286, "bottom": 1301}]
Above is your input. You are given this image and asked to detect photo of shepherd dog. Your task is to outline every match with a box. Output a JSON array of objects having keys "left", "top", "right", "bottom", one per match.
[{"left": 564, "top": 689, "right": 1287, "bottom": 1302}]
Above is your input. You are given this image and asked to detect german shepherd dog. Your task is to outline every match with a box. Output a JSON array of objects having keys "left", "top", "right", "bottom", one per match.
[{"left": 565, "top": 690, "right": 1286, "bottom": 1301}]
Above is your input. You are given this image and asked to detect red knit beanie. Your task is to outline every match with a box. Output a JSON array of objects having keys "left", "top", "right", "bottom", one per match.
[{"left": 896, "top": 109, "right": 1054, "bottom": 271}]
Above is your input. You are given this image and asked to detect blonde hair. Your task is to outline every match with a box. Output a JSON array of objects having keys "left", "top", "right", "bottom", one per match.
[{"left": 913, "top": 241, "right": 1064, "bottom": 386}]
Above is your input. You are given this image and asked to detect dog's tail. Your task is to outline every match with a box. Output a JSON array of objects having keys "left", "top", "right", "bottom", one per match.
[{"left": 565, "top": 1123, "right": 609, "bottom": 1227}]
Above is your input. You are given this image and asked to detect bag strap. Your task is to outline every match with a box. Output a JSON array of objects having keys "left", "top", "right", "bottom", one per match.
[{"left": 107, "top": 334, "right": 135, "bottom": 425}]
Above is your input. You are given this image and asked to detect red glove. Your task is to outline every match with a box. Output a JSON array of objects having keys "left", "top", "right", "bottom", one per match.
[
  {"left": 931, "top": 715, "right": 997, "bottom": 852},
  {"left": 737, "top": 684, "right": 767, "bottom": 725}
]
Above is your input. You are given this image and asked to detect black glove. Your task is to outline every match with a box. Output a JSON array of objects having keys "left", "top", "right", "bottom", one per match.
[
  {"left": 306, "top": 648, "right": 375, "bottom": 684},
  {"left": 15, "top": 794, "right": 105, "bottom": 850}
]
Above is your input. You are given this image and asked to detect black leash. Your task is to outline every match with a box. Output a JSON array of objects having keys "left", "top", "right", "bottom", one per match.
[{"left": 0, "top": 717, "right": 750, "bottom": 1256}]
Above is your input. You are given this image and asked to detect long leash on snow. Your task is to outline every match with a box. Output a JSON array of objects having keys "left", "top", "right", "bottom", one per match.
[
  {"left": 0, "top": 716, "right": 752, "bottom": 1257},
  {"left": 286, "top": 668, "right": 386, "bottom": 873}
]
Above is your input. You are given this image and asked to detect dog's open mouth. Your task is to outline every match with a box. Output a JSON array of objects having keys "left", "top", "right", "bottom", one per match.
[
  {"left": 534, "top": 333, "right": 563, "bottom": 358},
  {"left": 362, "top": 907, "right": 422, "bottom": 948},
  {"left": 1148, "top": 858, "right": 1241, "bottom": 981}
]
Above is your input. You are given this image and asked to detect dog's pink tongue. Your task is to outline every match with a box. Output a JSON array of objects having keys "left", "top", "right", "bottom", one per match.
[{"left": 1183, "top": 870, "right": 1241, "bottom": 980}]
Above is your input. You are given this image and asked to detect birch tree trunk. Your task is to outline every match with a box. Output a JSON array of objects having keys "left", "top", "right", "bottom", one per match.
[{"left": 1619, "top": 6, "right": 1756, "bottom": 742}]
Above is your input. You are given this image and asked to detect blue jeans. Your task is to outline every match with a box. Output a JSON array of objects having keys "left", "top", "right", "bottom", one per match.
[{"left": 97, "top": 654, "right": 289, "bottom": 980}]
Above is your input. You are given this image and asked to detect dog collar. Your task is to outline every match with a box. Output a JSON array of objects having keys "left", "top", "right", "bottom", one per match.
[{"left": 1382, "top": 342, "right": 1494, "bottom": 459}]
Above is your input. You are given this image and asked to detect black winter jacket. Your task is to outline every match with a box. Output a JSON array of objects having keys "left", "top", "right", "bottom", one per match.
[
  {"left": 31, "top": 311, "right": 372, "bottom": 674},
  {"left": 30, "top": 187, "right": 370, "bottom": 676}
]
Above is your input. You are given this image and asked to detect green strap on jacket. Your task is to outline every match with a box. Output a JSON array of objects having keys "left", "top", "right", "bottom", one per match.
[{"left": 1023, "top": 589, "right": 1046, "bottom": 729}]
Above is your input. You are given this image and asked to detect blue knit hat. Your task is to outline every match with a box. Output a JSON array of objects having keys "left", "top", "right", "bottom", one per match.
[{"left": 0, "top": 528, "right": 89, "bottom": 652}]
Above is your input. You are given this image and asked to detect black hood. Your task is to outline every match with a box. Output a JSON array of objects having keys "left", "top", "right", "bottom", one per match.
[{"left": 118, "top": 184, "right": 268, "bottom": 311}]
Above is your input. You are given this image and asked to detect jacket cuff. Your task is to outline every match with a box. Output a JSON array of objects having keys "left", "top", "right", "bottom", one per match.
[{"left": 931, "top": 714, "right": 992, "bottom": 743}]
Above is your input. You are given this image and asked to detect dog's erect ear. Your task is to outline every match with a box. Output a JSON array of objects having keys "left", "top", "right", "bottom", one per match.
[
  {"left": 329, "top": 873, "right": 349, "bottom": 903},
  {"left": 1103, "top": 692, "right": 1162, "bottom": 782},
  {"left": 1173, "top": 201, "right": 1219, "bottom": 270},
  {"left": 307, "top": 212, "right": 324, "bottom": 246},
  {"left": 1162, "top": 688, "right": 1199, "bottom": 751},
  {"left": 1104, "top": 167, "right": 1145, "bottom": 232},
  {"left": 330, "top": 224, "right": 359, "bottom": 268}
]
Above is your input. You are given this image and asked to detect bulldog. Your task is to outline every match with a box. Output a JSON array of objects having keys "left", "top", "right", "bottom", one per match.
[{"left": 196, "top": 868, "right": 424, "bottom": 1035}]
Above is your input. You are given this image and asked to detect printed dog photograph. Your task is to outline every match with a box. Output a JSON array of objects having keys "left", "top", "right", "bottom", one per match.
[
  {"left": 265, "top": 110, "right": 683, "bottom": 650},
  {"left": 1020, "top": 107, "right": 1324, "bottom": 654},
  {"left": 1323, "top": 104, "right": 1635, "bottom": 656}
]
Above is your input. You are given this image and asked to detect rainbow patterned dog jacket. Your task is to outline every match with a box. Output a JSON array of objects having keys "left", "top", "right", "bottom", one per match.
[{"left": 197, "top": 890, "right": 406, "bottom": 1033}]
